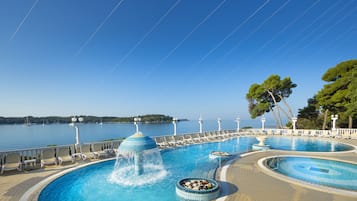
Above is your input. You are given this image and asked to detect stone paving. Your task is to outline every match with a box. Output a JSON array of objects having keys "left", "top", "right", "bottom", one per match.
[
  {"left": 0, "top": 137, "right": 356, "bottom": 201},
  {"left": 222, "top": 139, "right": 357, "bottom": 201}
]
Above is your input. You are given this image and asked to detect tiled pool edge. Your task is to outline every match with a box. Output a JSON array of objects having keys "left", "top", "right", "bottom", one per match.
[{"left": 257, "top": 155, "right": 357, "bottom": 198}]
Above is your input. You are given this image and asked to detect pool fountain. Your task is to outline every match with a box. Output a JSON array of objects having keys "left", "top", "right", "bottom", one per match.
[
  {"left": 108, "top": 132, "right": 167, "bottom": 186},
  {"left": 252, "top": 136, "right": 270, "bottom": 150}
]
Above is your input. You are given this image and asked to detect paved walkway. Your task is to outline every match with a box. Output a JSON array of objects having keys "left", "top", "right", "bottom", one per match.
[
  {"left": 222, "top": 139, "right": 357, "bottom": 201},
  {"left": 0, "top": 137, "right": 356, "bottom": 201}
]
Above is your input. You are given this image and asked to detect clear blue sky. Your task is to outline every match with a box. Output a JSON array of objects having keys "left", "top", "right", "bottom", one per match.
[{"left": 0, "top": 0, "right": 356, "bottom": 120}]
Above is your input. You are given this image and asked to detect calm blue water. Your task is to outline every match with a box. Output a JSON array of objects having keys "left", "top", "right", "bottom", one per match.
[
  {"left": 269, "top": 157, "right": 357, "bottom": 191},
  {"left": 39, "top": 137, "right": 255, "bottom": 201},
  {"left": 39, "top": 137, "right": 354, "bottom": 201},
  {"left": 265, "top": 137, "right": 354, "bottom": 152},
  {"left": 0, "top": 120, "right": 263, "bottom": 151}
]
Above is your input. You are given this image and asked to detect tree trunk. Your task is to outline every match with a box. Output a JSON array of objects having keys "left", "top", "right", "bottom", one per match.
[
  {"left": 278, "top": 95, "right": 294, "bottom": 118},
  {"left": 267, "top": 90, "right": 284, "bottom": 127},
  {"left": 349, "top": 116, "right": 352, "bottom": 128},
  {"left": 322, "top": 109, "right": 329, "bottom": 130},
  {"left": 276, "top": 104, "right": 290, "bottom": 120},
  {"left": 271, "top": 108, "right": 283, "bottom": 128}
]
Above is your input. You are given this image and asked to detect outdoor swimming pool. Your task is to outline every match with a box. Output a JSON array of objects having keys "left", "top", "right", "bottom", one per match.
[
  {"left": 265, "top": 156, "right": 357, "bottom": 191},
  {"left": 39, "top": 137, "right": 252, "bottom": 201},
  {"left": 38, "top": 137, "right": 355, "bottom": 201},
  {"left": 265, "top": 137, "right": 354, "bottom": 152}
]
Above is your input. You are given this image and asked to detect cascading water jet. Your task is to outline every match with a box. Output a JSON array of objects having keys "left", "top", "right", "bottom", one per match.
[{"left": 108, "top": 132, "right": 167, "bottom": 186}]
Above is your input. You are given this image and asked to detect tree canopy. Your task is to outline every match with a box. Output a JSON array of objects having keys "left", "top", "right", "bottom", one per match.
[
  {"left": 297, "top": 96, "right": 322, "bottom": 129},
  {"left": 246, "top": 74, "right": 297, "bottom": 128},
  {"left": 316, "top": 59, "right": 357, "bottom": 128}
]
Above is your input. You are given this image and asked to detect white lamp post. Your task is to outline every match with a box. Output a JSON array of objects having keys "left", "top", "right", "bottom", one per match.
[
  {"left": 172, "top": 118, "right": 178, "bottom": 136},
  {"left": 331, "top": 114, "right": 338, "bottom": 131},
  {"left": 198, "top": 116, "right": 203, "bottom": 133},
  {"left": 134, "top": 117, "right": 141, "bottom": 133},
  {"left": 71, "top": 116, "right": 84, "bottom": 148},
  {"left": 261, "top": 116, "right": 266, "bottom": 131},
  {"left": 235, "top": 116, "right": 240, "bottom": 132},
  {"left": 217, "top": 118, "right": 222, "bottom": 131},
  {"left": 292, "top": 116, "right": 297, "bottom": 131}
]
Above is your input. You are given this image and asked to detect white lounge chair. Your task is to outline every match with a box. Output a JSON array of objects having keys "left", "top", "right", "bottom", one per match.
[
  {"left": 92, "top": 143, "right": 109, "bottom": 159},
  {"left": 173, "top": 136, "right": 185, "bottom": 146},
  {"left": 154, "top": 137, "right": 169, "bottom": 149},
  {"left": 41, "top": 149, "right": 57, "bottom": 168},
  {"left": 1, "top": 153, "right": 22, "bottom": 174},
  {"left": 57, "top": 146, "right": 74, "bottom": 165},
  {"left": 81, "top": 144, "right": 97, "bottom": 160}
]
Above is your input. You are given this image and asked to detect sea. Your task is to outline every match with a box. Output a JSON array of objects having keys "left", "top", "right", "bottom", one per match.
[{"left": 0, "top": 119, "right": 269, "bottom": 152}]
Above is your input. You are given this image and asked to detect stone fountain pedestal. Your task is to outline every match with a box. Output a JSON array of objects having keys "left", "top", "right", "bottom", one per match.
[{"left": 252, "top": 136, "right": 270, "bottom": 151}]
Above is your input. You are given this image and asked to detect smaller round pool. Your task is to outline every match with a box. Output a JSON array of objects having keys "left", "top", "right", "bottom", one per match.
[
  {"left": 263, "top": 156, "right": 357, "bottom": 192},
  {"left": 264, "top": 137, "right": 354, "bottom": 152}
]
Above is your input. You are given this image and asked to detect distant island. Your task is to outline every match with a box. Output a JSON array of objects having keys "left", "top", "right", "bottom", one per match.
[{"left": 0, "top": 114, "right": 188, "bottom": 125}]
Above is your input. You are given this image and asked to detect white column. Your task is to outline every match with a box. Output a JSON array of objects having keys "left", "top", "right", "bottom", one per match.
[
  {"left": 331, "top": 115, "right": 338, "bottom": 131},
  {"left": 292, "top": 117, "right": 297, "bottom": 131},
  {"left": 71, "top": 116, "right": 83, "bottom": 150},
  {"left": 217, "top": 118, "right": 222, "bottom": 131},
  {"left": 134, "top": 117, "right": 141, "bottom": 133},
  {"left": 172, "top": 118, "right": 178, "bottom": 136},
  {"left": 235, "top": 116, "right": 240, "bottom": 132},
  {"left": 261, "top": 116, "right": 266, "bottom": 131},
  {"left": 198, "top": 116, "right": 203, "bottom": 133},
  {"left": 75, "top": 126, "right": 80, "bottom": 145}
]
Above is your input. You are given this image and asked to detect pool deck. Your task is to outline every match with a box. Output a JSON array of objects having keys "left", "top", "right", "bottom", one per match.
[
  {"left": 0, "top": 137, "right": 356, "bottom": 201},
  {"left": 221, "top": 138, "right": 357, "bottom": 201}
]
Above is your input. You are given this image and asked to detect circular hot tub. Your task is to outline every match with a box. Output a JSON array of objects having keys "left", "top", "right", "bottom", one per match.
[
  {"left": 260, "top": 156, "right": 357, "bottom": 195},
  {"left": 176, "top": 178, "right": 220, "bottom": 200}
]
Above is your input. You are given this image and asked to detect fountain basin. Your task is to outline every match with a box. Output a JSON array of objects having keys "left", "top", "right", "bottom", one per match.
[
  {"left": 252, "top": 136, "right": 270, "bottom": 150},
  {"left": 118, "top": 132, "right": 157, "bottom": 152},
  {"left": 116, "top": 132, "right": 159, "bottom": 175},
  {"left": 176, "top": 178, "right": 220, "bottom": 201}
]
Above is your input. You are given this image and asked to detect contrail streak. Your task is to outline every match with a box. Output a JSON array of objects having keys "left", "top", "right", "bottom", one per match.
[
  {"left": 110, "top": 0, "right": 181, "bottom": 73},
  {"left": 282, "top": 0, "right": 354, "bottom": 57},
  {"left": 144, "top": 0, "right": 227, "bottom": 78},
  {"left": 10, "top": 0, "right": 40, "bottom": 41},
  {"left": 223, "top": 0, "right": 290, "bottom": 58},
  {"left": 74, "top": 0, "right": 125, "bottom": 57},
  {"left": 256, "top": 0, "right": 320, "bottom": 52},
  {"left": 196, "top": 0, "right": 270, "bottom": 65},
  {"left": 157, "top": 0, "right": 227, "bottom": 67},
  {"left": 298, "top": 5, "right": 357, "bottom": 53},
  {"left": 272, "top": 0, "right": 341, "bottom": 55},
  {"left": 314, "top": 24, "right": 356, "bottom": 56}
]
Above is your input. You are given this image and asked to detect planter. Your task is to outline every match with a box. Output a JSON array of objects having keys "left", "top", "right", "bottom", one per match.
[{"left": 176, "top": 178, "right": 220, "bottom": 201}]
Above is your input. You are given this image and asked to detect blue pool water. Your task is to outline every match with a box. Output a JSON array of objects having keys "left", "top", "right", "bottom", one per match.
[
  {"left": 264, "top": 137, "right": 354, "bottom": 152},
  {"left": 267, "top": 156, "right": 357, "bottom": 191},
  {"left": 39, "top": 137, "right": 254, "bottom": 201},
  {"left": 38, "top": 137, "right": 355, "bottom": 201}
]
